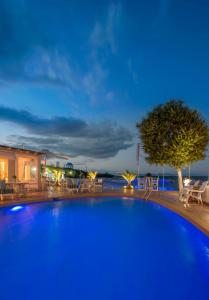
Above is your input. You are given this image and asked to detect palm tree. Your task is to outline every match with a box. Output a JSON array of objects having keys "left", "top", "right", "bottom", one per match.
[
  {"left": 53, "top": 169, "right": 63, "bottom": 185},
  {"left": 122, "top": 171, "right": 136, "bottom": 189},
  {"left": 87, "top": 171, "right": 97, "bottom": 181}
]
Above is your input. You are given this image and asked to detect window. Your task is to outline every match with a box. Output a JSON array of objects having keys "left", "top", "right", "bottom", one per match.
[
  {"left": 18, "top": 158, "right": 37, "bottom": 181},
  {"left": 0, "top": 159, "right": 8, "bottom": 181}
]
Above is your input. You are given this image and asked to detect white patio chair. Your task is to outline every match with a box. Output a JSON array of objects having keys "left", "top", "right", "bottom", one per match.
[
  {"left": 151, "top": 177, "right": 159, "bottom": 191},
  {"left": 60, "top": 179, "right": 68, "bottom": 192},
  {"left": 66, "top": 179, "right": 79, "bottom": 193},
  {"left": 186, "top": 180, "right": 200, "bottom": 190},
  {"left": 41, "top": 178, "right": 48, "bottom": 191},
  {"left": 0, "top": 180, "right": 5, "bottom": 201},
  {"left": 0, "top": 180, "right": 14, "bottom": 201},
  {"left": 93, "top": 179, "right": 103, "bottom": 192},
  {"left": 137, "top": 177, "right": 145, "bottom": 190},
  {"left": 179, "top": 180, "right": 200, "bottom": 202},
  {"left": 143, "top": 177, "right": 159, "bottom": 200},
  {"left": 182, "top": 181, "right": 209, "bottom": 207},
  {"left": 47, "top": 180, "right": 57, "bottom": 194},
  {"left": 79, "top": 179, "right": 94, "bottom": 193}
]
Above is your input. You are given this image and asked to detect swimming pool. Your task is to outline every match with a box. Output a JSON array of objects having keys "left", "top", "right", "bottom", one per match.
[{"left": 0, "top": 197, "right": 209, "bottom": 300}]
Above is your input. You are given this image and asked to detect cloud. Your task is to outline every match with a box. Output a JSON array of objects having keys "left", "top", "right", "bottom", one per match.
[
  {"left": 0, "top": 0, "right": 50, "bottom": 81},
  {"left": 84, "top": 3, "right": 122, "bottom": 104},
  {"left": 127, "top": 58, "right": 139, "bottom": 84},
  {"left": 0, "top": 1, "right": 122, "bottom": 105},
  {"left": 83, "top": 63, "right": 112, "bottom": 104},
  {"left": 0, "top": 106, "right": 133, "bottom": 158},
  {"left": 106, "top": 3, "right": 122, "bottom": 54},
  {"left": 23, "top": 47, "right": 79, "bottom": 89},
  {"left": 0, "top": 1, "right": 127, "bottom": 110},
  {"left": 0, "top": 44, "right": 80, "bottom": 90},
  {"left": 0, "top": 106, "right": 86, "bottom": 136},
  {"left": 7, "top": 134, "right": 132, "bottom": 159},
  {"left": 90, "top": 3, "right": 122, "bottom": 55}
]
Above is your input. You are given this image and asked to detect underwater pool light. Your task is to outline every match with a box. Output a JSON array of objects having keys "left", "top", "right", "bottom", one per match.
[{"left": 10, "top": 205, "right": 24, "bottom": 212}]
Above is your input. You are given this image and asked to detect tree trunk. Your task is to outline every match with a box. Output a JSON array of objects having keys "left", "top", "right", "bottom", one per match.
[{"left": 177, "top": 168, "right": 183, "bottom": 192}]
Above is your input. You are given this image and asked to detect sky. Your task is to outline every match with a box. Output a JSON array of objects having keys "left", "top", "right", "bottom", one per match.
[{"left": 0, "top": 0, "right": 209, "bottom": 175}]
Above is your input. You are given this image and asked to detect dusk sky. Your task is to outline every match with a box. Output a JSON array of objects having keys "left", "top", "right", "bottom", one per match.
[{"left": 0, "top": 0, "right": 209, "bottom": 175}]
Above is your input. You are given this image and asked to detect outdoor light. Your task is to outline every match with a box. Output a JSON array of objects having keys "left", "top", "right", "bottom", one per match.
[
  {"left": 184, "top": 178, "right": 191, "bottom": 187},
  {"left": 10, "top": 205, "right": 24, "bottom": 212}
]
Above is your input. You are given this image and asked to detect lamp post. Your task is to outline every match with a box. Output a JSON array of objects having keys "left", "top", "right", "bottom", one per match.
[
  {"left": 162, "top": 167, "right": 165, "bottom": 191},
  {"left": 136, "top": 142, "right": 140, "bottom": 177}
]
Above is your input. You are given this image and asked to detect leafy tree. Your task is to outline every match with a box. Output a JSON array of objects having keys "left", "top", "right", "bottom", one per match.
[{"left": 137, "top": 100, "right": 209, "bottom": 191}]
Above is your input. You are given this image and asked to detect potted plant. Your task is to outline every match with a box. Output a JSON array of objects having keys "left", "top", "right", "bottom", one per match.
[
  {"left": 122, "top": 171, "right": 136, "bottom": 189},
  {"left": 87, "top": 171, "right": 97, "bottom": 181}
]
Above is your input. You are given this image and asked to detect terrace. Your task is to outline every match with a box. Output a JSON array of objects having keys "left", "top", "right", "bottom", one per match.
[
  {"left": 1, "top": 141, "right": 209, "bottom": 239},
  {"left": 1, "top": 176, "right": 209, "bottom": 237}
]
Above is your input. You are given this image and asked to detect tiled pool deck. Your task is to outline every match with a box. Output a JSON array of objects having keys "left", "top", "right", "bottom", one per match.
[{"left": 1, "top": 189, "right": 209, "bottom": 237}]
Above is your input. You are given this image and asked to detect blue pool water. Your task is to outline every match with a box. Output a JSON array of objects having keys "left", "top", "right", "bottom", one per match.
[{"left": 0, "top": 197, "right": 209, "bottom": 300}]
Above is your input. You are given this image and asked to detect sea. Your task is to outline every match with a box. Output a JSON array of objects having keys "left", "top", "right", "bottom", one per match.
[{"left": 103, "top": 175, "right": 209, "bottom": 191}]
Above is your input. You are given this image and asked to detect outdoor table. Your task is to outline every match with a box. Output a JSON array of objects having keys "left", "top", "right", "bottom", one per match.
[{"left": 6, "top": 182, "right": 28, "bottom": 195}]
